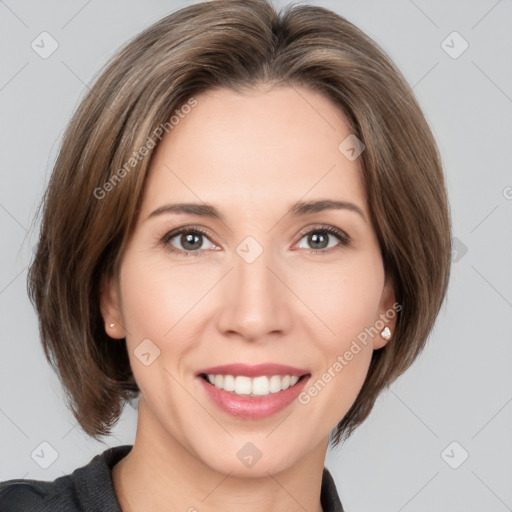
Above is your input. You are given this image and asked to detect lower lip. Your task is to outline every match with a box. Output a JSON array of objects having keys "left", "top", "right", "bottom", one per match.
[{"left": 198, "top": 375, "right": 310, "bottom": 419}]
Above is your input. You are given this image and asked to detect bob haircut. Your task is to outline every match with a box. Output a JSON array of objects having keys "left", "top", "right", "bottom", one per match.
[{"left": 28, "top": 0, "right": 451, "bottom": 446}]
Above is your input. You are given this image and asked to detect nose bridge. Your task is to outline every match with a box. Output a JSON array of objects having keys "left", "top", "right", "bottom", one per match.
[
  {"left": 216, "top": 237, "right": 291, "bottom": 340},
  {"left": 235, "top": 240, "right": 275, "bottom": 297}
]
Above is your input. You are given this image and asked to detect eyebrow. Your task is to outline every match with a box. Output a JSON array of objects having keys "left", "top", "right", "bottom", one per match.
[{"left": 147, "top": 199, "right": 367, "bottom": 223}]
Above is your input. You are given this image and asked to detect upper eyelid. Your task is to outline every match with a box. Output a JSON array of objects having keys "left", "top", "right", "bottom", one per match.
[
  {"left": 297, "top": 224, "right": 349, "bottom": 239},
  {"left": 163, "top": 225, "right": 216, "bottom": 242}
]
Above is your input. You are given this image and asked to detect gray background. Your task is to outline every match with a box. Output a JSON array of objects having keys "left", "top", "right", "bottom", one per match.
[{"left": 1, "top": 0, "right": 511, "bottom": 510}]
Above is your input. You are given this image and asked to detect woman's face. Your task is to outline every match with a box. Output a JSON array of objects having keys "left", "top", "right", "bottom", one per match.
[{"left": 101, "top": 85, "right": 396, "bottom": 476}]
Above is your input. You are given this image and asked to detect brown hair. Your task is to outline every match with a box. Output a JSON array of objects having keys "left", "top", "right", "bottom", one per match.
[{"left": 27, "top": 0, "right": 451, "bottom": 446}]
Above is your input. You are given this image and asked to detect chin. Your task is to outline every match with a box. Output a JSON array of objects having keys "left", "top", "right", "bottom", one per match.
[{"left": 189, "top": 432, "right": 312, "bottom": 478}]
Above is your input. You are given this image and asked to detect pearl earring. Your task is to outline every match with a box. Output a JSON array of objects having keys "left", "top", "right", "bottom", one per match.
[
  {"left": 109, "top": 323, "right": 115, "bottom": 328},
  {"left": 380, "top": 326, "right": 392, "bottom": 341}
]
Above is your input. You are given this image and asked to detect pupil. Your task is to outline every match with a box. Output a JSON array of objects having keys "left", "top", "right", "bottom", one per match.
[
  {"left": 310, "top": 232, "right": 327, "bottom": 249},
  {"left": 183, "top": 233, "right": 201, "bottom": 250}
]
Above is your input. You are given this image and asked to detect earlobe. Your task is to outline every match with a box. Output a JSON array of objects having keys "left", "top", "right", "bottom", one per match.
[
  {"left": 373, "top": 276, "right": 398, "bottom": 350},
  {"left": 99, "top": 274, "right": 126, "bottom": 339}
]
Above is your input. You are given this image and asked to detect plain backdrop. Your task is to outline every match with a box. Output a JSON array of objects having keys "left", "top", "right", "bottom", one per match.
[{"left": 1, "top": 1, "right": 511, "bottom": 511}]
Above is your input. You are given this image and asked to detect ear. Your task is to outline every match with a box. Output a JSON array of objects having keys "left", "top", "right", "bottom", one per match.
[
  {"left": 372, "top": 275, "right": 398, "bottom": 350},
  {"left": 99, "top": 273, "right": 126, "bottom": 339}
]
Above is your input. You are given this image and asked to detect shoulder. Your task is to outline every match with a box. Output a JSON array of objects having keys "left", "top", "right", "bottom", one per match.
[
  {"left": 0, "top": 475, "right": 79, "bottom": 512},
  {"left": 0, "top": 445, "right": 132, "bottom": 512}
]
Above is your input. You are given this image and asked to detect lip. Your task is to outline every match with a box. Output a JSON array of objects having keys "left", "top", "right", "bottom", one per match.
[
  {"left": 196, "top": 363, "right": 309, "bottom": 378},
  {"left": 196, "top": 363, "right": 311, "bottom": 420}
]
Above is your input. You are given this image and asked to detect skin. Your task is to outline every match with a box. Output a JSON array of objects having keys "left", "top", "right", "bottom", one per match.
[{"left": 100, "top": 85, "right": 397, "bottom": 512}]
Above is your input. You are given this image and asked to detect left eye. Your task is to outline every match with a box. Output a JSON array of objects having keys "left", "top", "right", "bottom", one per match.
[{"left": 296, "top": 226, "right": 349, "bottom": 253}]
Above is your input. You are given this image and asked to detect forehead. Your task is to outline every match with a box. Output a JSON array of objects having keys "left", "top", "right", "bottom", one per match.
[{"left": 140, "top": 86, "right": 367, "bottom": 220}]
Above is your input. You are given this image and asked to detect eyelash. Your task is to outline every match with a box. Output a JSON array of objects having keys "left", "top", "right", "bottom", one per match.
[{"left": 159, "top": 225, "right": 351, "bottom": 258}]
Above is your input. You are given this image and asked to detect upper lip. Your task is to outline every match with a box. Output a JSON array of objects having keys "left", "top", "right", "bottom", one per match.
[{"left": 197, "top": 363, "right": 310, "bottom": 378}]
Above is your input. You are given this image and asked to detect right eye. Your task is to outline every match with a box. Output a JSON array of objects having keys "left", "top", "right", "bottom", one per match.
[{"left": 160, "top": 227, "right": 217, "bottom": 257}]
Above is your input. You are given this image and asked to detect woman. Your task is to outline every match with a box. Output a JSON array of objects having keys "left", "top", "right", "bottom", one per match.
[{"left": 0, "top": 0, "right": 451, "bottom": 510}]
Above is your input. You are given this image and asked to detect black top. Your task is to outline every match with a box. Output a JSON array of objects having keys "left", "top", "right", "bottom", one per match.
[{"left": 0, "top": 445, "right": 344, "bottom": 511}]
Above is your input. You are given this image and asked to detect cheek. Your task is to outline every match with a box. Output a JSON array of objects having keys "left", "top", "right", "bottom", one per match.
[
  {"left": 293, "top": 255, "right": 383, "bottom": 415},
  {"left": 118, "top": 256, "right": 210, "bottom": 338},
  {"left": 117, "top": 257, "right": 196, "bottom": 406},
  {"left": 293, "top": 253, "right": 385, "bottom": 348},
  {"left": 296, "top": 328, "right": 374, "bottom": 439}
]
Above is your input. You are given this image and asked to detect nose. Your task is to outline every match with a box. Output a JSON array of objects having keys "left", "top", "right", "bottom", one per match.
[{"left": 216, "top": 245, "right": 293, "bottom": 342}]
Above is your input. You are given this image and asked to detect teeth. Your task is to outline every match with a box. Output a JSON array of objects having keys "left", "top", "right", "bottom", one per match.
[
  {"left": 223, "top": 374, "right": 235, "bottom": 391},
  {"left": 235, "top": 376, "right": 252, "bottom": 394},
  {"left": 205, "top": 374, "right": 300, "bottom": 395},
  {"left": 269, "top": 375, "right": 282, "bottom": 393}
]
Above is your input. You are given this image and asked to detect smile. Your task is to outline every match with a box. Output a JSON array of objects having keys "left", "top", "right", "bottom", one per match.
[{"left": 196, "top": 363, "right": 311, "bottom": 419}]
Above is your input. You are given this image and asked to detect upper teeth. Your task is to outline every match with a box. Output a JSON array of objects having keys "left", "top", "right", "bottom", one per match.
[{"left": 206, "top": 374, "right": 300, "bottom": 396}]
